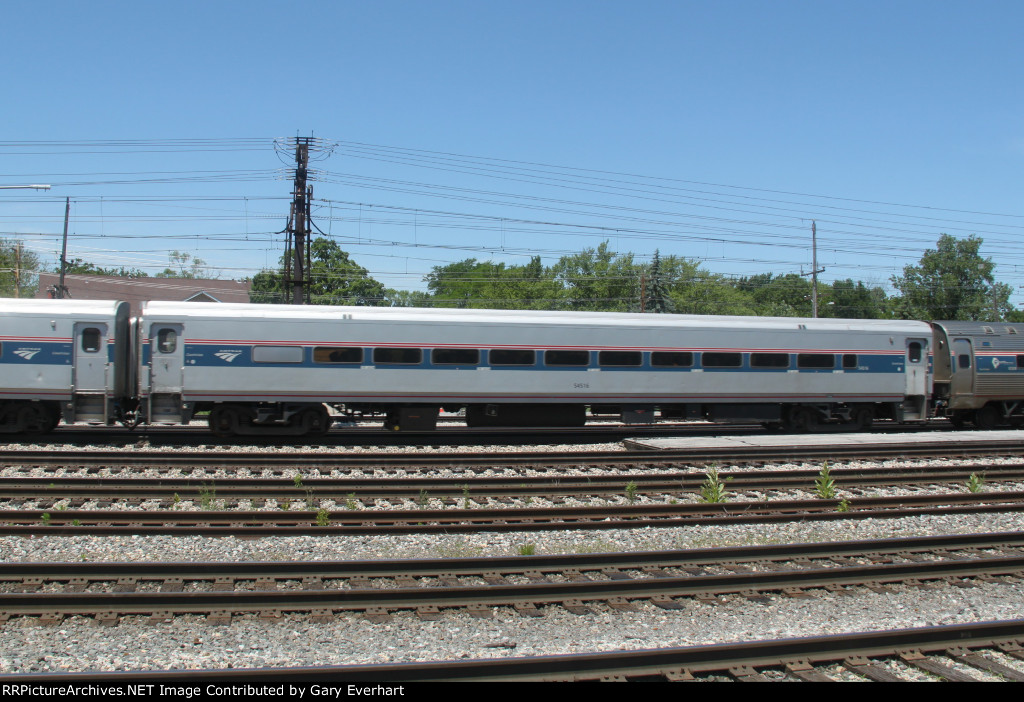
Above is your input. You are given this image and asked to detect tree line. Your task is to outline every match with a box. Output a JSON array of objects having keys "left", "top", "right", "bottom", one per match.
[
  {"left": 248, "top": 233, "right": 1018, "bottom": 322},
  {"left": 0, "top": 233, "right": 1016, "bottom": 322}
]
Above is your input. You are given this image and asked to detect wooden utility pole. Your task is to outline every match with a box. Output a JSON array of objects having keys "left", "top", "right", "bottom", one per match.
[
  {"left": 56, "top": 197, "right": 70, "bottom": 299},
  {"left": 286, "top": 138, "right": 312, "bottom": 304},
  {"left": 811, "top": 220, "right": 819, "bottom": 317},
  {"left": 13, "top": 242, "right": 21, "bottom": 298},
  {"left": 801, "top": 220, "right": 825, "bottom": 318}
]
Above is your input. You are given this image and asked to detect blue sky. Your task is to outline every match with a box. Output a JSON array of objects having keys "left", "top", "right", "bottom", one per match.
[{"left": 2, "top": 1, "right": 1023, "bottom": 307}]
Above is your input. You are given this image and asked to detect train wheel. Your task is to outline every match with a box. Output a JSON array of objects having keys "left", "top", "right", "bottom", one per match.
[
  {"left": 948, "top": 413, "right": 967, "bottom": 430},
  {"left": 785, "top": 407, "right": 816, "bottom": 433},
  {"left": 299, "top": 405, "right": 332, "bottom": 437},
  {"left": 973, "top": 405, "right": 1002, "bottom": 430},
  {"left": 209, "top": 405, "right": 243, "bottom": 437},
  {"left": 851, "top": 407, "right": 873, "bottom": 432},
  {"left": 17, "top": 403, "right": 58, "bottom": 435}
]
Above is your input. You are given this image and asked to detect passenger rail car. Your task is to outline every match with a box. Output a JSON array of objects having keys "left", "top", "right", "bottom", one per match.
[
  {"left": 0, "top": 299, "right": 130, "bottom": 433},
  {"left": 136, "top": 302, "right": 932, "bottom": 436},
  {"left": 2, "top": 298, "right": 1014, "bottom": 437},
  {"left": 931, "top": 321, "right": 1024, "bottom": 429}
]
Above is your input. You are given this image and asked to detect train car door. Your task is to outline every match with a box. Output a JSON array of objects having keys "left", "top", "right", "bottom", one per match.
[
  {"left": 950, "top": 338, "right": 975, "bottom": 399},
  {"left": 903, "top": 338, "right": 929, "bottom": 420},
  {"left": 72, "top": 322, "right": 109, "bottom": 422},
  {"left": 149, "top": 323, "right": 184, "bottom": 423}
]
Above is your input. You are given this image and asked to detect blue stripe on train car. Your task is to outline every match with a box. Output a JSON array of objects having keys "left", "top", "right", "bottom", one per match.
[
  {"left": 178, "top": 345, "right": 909, "bottom": 373},
  {"left": 0, "top": 341, "right": 73, "bottom": 365}
]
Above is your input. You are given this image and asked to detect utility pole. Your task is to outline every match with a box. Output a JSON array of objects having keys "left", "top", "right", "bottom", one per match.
[
  {"left": 811, "top": 220, "right": 819, "bottom": 318},
  {"left": 14, "top": 242, "right": 21, "bottom": 298},
  {"left": 285, "top": 137, "right": 312, "bottom": 304},
  {"left": 801, "top": 220, "right": 826, "bottom": 318},
  {"left": 55, "top": 197, "right": 70, "bottom": 299}
]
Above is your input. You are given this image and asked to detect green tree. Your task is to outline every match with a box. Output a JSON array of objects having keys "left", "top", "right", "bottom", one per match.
[
  {"left": 891, "top": 234, "right": 1012, "bottom": 320},
  {"left": 383, "top": 288, "right": 435, "bottom": 308},
  {"left": 0, "top": 238, "right": 41, "bottom": 298},
  {"left": 57, "top": 257, "right": 149, "bottom": 278},
  {"left": 735, "top": 273, "right": 813, "bottom": 317},
  {"left": 424, "top": 258, "right": 510, "bottom": 308},
  {"left": 250, "top": 237, "right": 386, "bottom": 305},
  {"left": 550, "top": 241, "right": 643, "bottom": 311},
  {"left": 823, "top": 279, "right": 889, "bottom": 319},
  {"left": 659, "top": 257, "right": 756, "bottom": 316},
  {"left": 643, "top": 250, "right": 670, "bottom": 313},
  {"left": 155, "top": 251, "right": 215, "bottom": 279},
  {"left": 424, "top": 256, "right": 562, "bottom": 310}
]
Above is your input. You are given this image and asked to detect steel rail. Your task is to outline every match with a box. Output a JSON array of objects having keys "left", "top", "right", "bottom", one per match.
[
  {"left": 2, "top": 531, "right": 1022, "bottom": 581},
  {"left": 5, "top": 619, "right": 1024, "bottom": 682},
  {"left": 5, "top": 464, "right": 1024, "bottom": 502},
  {"left": 2, "top": 550, "right": 1024, "bottom": 619},
  {"left": 2, "top": 438, "right": 1023, "bottom": 470},
  {"left": 4, "top": 491, "right": 1024, "bottom": 534}
]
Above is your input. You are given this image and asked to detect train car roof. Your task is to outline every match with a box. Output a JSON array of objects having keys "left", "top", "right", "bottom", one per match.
[
  {"left": 140, "top": 300, "right": 932, "bottom": 334},
  {"left": 0, "top": 298, "right": 128, "bottom": 318},
  {"left": 932, "top": 320, "right": 1022, "bottom": 335}
]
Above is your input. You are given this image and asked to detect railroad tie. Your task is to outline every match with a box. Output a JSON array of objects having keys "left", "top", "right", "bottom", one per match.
[
  {"left": 95, "top": 612, "right": 119, "bottom": 627},
  {"left": 465, "top": 604, "right": 491, "bottom": 619},
  {"left": 783, "top": 660, "right": 836, "bottom": 682},
  {"left": 512, "top": 602, "right": 542, "bottom": 618},
  {"left": 842, "top": 656, "right": 906, "bottom": 682},
  {"left": 310, "top": 609, "right": 333, "bottom": 623},
  {"left": 899, "top": 650, "right": 983, "bottom": 682},
  {"left": 947, "top": 647, "right": 1024, "bottom": 681},
  {"left": 363, "top": 606, "right": 390, "bottom": 623},
  {"left": 605, "top": 597, "right": 636, "bottom": 612},
  {"left": 206, "top": 610, "right": 232, "bottom": 625},
  {"left": 728, "top": 665, "right": 773, "bottom": 682},
  {"left": 415, "top": 605, "right": 442, "bottom": 621},
  {"left": 113, "top": 577, "right": 137, "bottom": 593}
]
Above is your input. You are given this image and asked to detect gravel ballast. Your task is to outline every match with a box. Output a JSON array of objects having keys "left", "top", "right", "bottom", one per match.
[{"left": 2, "top": 437, "right": 1024, "bottom": 677}]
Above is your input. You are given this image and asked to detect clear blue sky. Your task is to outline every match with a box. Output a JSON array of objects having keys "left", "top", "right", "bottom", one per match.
[{"left": 2, "top": 0, "right": 1023, "bottom": 307}]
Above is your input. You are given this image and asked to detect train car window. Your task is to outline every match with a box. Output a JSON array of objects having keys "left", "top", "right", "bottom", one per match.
[
  {"left": 432, "top": 348, "right": 480, "bottom": 365},
  {"left": 545, "top": 350, "right": 591, "bottom": 366},
  {"left": 958, "top": 354, "right": 971, "bottom": 370},
  {"left": 489, "top": 349, "right": 535, "bottom": 366},
  {"left": 750, "top": 353, "right": 789, "bottom": 368},
  {"left": 157, "top": 329, "right": 177, "bottom": 354},
  {"left": 1017, "top": 355, "right": 1024, "bottom": 367},
  {"left": 313, "top": 347, "right": 363, "bottom": 364},
  {"left": 373, "top": 347, "right": 423, "bottom": 365},
  {"left": 702, "top": 352, "right": 742, "bottom": 368},
  {"left": 908, "top": 342, "right": 923, "bottom": 363},
  {"left": 797, "top": 353, "right": 835, "bottom": 369},
  {"left": 842, "top": 354, "right": 858, "bottom": 369},
  {"left": 651, "top": 352, "right": 693, "bottom": 367},
  {"left": 598, "top": 351, "right": 642, "bottom": 367},
  {"left": 82, "top": 328, "right": 101, "bottom": 353},
  {"left": 253, "top": 346, "right": 303, "bottom": 363}
]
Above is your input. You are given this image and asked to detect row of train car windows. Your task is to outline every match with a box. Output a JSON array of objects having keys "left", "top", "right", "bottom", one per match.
[{"left": 293, "top": 347, "right": 864, "bottom": 369}]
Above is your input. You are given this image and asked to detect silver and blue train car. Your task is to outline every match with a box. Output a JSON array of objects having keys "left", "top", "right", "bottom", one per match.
[
  {"left": 931, "top": 320, "right": 1024, "bottom": 429},
  {"left": 137, "top": 301, "right": 933, "bottom": 435},
  {"left": 0, "top": 299, "right": 131, "bottom": 433}
]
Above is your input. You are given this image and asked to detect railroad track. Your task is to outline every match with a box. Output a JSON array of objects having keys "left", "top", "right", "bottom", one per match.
[
  {"left": 3, "top": 435, "right": 1024, "bottom": 471},
  {"left": 5, "top": 619, "right": 1023, "bottom": 682},
  {"left": 5, "top": 491, "right": 1024, "bottom": 534},
  {"left": 3, "top": 463, "right": 1023, "bottom": 505},
  {"left": 9, "top": 619, "right": 1019, "bottom": 682},
  {"left": 2, "top": 532, "right": 1023, "bottom": 625}
]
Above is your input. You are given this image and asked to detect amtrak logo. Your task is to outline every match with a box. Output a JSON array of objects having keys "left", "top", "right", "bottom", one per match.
[
  {"left": 992, "top": 357, "right": 1005, "bottom": 369},
  {"left": 13, "top": 348, "right": 41, "bottom": 360},
  {"left": 215, "top": 351, "right": 243, "bottom": 363}
]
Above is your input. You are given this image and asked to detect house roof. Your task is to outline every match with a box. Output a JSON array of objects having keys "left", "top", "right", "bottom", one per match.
[{"left": 36, "top": 272, "right": 251, "bottom": 315}]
